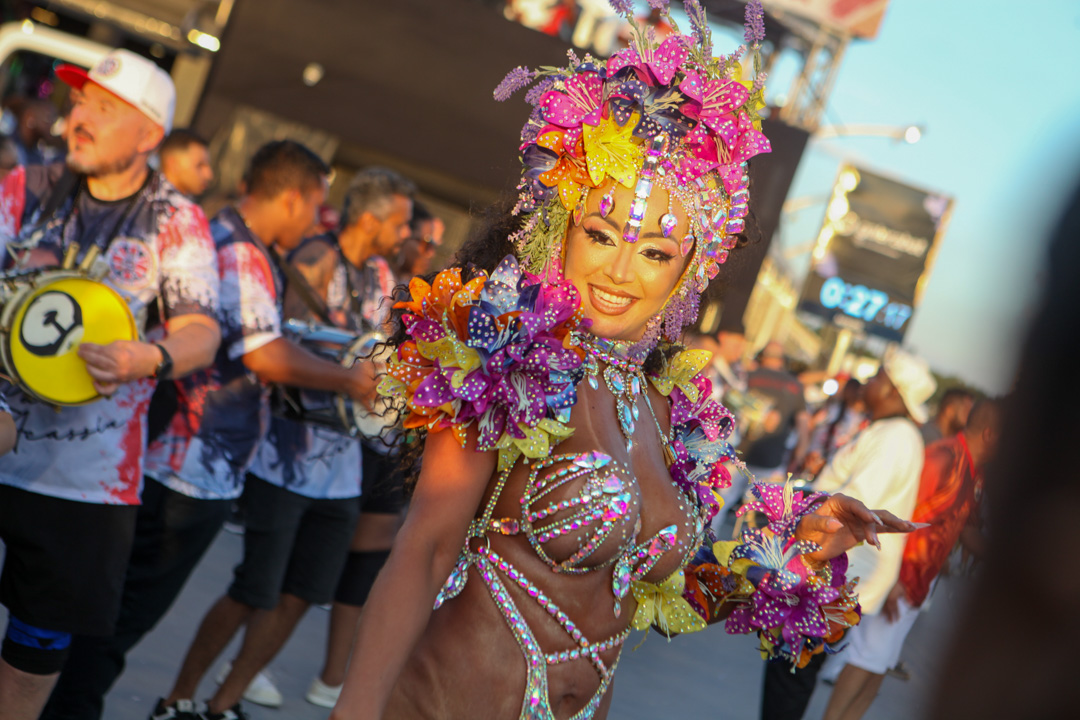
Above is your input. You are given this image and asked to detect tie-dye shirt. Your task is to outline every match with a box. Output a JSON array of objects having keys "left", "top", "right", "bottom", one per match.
[
  {"left": 144, "top": 206, "right": 283, "bottom": 500},
  {"left": 0, "top": 164, "right": 219, "bottom": 505},
  {"left": 248, "top": 234, "right": 394, "bottom": 500}
]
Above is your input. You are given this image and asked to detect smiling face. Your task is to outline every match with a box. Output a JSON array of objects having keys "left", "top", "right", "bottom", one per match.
[{"left": 562, "top": 179, "right": 691, "bottom": 342}]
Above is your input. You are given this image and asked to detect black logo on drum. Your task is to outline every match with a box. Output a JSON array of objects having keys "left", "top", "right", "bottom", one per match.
[{"left": 20, "top": 291, "right": 85, "bottom": 357}]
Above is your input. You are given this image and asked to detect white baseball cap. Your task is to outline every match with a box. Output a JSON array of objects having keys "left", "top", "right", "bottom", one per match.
[
  {"left": 57, "top": 49, "right": 175, "bottom": 133},
  {"left": 881, "top": 348, "right": 937, "bottom": 425}
]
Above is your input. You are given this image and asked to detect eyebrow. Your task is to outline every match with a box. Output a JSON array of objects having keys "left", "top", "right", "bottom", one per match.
[{"left": 585, "top": 211, "right": 676, "bottom": 242}]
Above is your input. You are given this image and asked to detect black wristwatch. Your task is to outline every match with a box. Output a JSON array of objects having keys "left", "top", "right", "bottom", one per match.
[{"left": 152, "top": 343, "right": 174, "bottom": 380}]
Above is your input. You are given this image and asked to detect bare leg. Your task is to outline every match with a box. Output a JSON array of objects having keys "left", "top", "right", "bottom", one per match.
[
  {"left": 165, "top": 595, "right": 254, "bottom": 704},
  {"left": 207, "top": 593, "right": 310, "bottom": 714},
  {"left": 320, "top": 603, "right": 363, "bottom": 687},
  {"left": 0, "top": 659, "right": 58, "bottom": 720},
  {"left": 320, "top": 513, "right": 400, "bottom": 687},
  {"left": 823, "top": 664, "right": 886, "bottom": 720}
]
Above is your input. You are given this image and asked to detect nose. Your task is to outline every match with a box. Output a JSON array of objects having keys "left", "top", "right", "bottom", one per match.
[{"left": 605, "top": 241, "right": 636, "bottom": 285}]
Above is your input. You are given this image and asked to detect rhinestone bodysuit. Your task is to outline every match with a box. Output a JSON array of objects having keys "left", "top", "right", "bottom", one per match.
[{"left": 433, "top": 393, "right": 707, "bottom": 719}]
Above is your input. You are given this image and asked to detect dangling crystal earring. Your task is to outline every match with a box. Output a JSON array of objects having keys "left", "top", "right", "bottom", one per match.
[{"left": 599, "top": 186, "right": 616, "bottom": 218}]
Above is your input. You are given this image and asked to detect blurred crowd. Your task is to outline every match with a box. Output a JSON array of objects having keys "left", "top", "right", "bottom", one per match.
[{"left": 690, "top": 318, "right": 1000, "bottom": 720}]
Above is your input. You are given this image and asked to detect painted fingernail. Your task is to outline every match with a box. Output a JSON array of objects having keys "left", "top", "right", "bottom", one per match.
[
  {"left": 909, "top": 522, "right": 930, "bottom": 529},
  {"left": 871, "top": 513, "right": 883, "bottom": 525}
]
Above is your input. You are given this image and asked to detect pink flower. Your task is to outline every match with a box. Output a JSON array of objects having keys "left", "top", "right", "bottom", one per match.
[
  {"left": 606, "top": 35, "right": 690, "bottom": 87},
  {"left": 679, "top": 70, "right": 749, "bottom": 136}
]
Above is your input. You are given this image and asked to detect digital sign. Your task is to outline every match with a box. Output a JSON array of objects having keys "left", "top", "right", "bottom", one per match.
[{"left": 797, "top": 165, "right": 953, "bottom": 343}]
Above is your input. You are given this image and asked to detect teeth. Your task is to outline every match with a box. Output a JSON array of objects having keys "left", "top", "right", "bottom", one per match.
[{"left": 593, "top": 287, "right": 633, "bottom": 307}]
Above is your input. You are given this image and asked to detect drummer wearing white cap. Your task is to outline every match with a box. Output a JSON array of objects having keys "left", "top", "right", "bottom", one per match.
[
  {"left": 760, "top": 348, "right": 936, "bottom": 719},
  {"left": 0, "top": 49, "right": 220, "bottom": 720}
]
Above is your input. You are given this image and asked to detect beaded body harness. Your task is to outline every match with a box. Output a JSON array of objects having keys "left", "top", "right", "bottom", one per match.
[{"left": 432, "top": 339, "right": 708, "bottom": 720}]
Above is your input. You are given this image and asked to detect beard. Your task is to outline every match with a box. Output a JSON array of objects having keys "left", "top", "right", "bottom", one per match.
[{"left": 66, "top": 146, "right": 139, "bottom": 177}]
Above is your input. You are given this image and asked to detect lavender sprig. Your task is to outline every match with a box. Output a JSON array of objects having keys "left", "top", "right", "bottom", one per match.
[
  {"left": 744, "top": 0, "right": 765, "bottom": 45},
  {"left": 494, "top": 66, "right": 534, "bottom": 102},
  {"left": 647, "top": 0, "right": 670, "bottom": 10},
  {"left": 524, "top": 77, "right": 555, "bottom": 107},
  {"left": 683, "top": 0, "right": 712, "bottom": 58},
  {"left": 608, "top": 0, "right": 635, "bottom": 17}
]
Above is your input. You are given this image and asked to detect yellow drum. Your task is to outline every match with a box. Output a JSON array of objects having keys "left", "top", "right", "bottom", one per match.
[{"left": 0, "top": 271, "right": 138, "bottom": 405}]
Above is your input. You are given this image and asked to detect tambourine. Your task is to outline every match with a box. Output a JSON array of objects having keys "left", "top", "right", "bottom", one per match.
[{"left": 0, "top": 267, "right": 138, "bottom": 405}]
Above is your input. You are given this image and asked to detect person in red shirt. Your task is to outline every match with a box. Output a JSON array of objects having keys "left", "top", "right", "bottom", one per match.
[{"left": 823, "top": 397, "right": 1002, "bottom": 720}]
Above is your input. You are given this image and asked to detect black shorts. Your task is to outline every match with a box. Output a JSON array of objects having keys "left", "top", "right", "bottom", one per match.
[
  {"left": 0, "top": 484, "right": 137, "bottom": 636},
  {"left": 360, "top": 445, "right": 406, "bottom": 515},
  {"left": 228, "top": 474, "right": 359, "bottom": 609}
]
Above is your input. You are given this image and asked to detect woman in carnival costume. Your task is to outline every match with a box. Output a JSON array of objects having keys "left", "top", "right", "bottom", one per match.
[{"left": 332, "top": 3, "right": 916, "bottom": 719}]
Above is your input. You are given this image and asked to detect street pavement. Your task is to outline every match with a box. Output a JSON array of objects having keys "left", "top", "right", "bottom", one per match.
[{"left": 2, "top": 521, "right": 972, "bottom": 719}]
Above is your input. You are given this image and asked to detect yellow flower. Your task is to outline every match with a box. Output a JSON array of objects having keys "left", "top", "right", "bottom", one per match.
[
  {"left": 496, "top": 418, "right": 575, "bottom": 472},
  {"left": 630, "top": 571, "right": 707, "bottom": 636},
  {"left": 649, "top": 349, "right": 711, "bottom": 403},
  {"left": 582, "top": 114, "right": 645, "bottom": 188}
]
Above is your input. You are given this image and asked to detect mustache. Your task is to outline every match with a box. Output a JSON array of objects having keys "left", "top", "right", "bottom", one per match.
[{"left": 72, "top": 125, "right": 94, "bottom": 143}]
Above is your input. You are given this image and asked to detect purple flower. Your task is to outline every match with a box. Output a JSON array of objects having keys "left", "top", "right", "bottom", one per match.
[
  {"left": 608, "top": 0, "right": 635, "bottom": 17},
  {"left": 683, "top": 0, "right": 712, "bottom": 58},
  {"left": 744, "top": 0, "right": 765, "bottom": 45},
  {"left": 647, "top": 0, "right": 669, "bottom": 10},
  {"left": 524, "top": 77, "right": 555, "bottom": 107},
  {"left": 494, "top": 66, "right": 534, "bottom": 102}
]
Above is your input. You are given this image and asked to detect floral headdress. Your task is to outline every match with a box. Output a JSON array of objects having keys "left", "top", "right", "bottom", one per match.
[{"left": 494, "top": 0, "right": 771, "bottom": 347}]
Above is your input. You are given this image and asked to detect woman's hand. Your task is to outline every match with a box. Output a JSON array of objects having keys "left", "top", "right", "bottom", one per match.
[{"left": 795, "top": 493, "right": 918, "bottom": 566}]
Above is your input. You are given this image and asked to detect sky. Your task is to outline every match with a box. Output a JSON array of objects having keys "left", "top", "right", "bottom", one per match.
[{"left": 732, "top": 0, "right": 1080, "bottom": 392}]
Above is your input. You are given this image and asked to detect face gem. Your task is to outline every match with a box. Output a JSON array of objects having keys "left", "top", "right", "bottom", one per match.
[
  {"left": 599, "top": 189, "right": 615, "bottom": 218},
  {"left": 659, "top": 212, "right": 678, "bottom": 238}
]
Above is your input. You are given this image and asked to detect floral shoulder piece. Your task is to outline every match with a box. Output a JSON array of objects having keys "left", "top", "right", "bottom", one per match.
[
  {"left": 378, "top": 255, "right": 588, "bottom": 470},
  {"left": 647, "top": 348, "right": 739, "bottom": 521}
]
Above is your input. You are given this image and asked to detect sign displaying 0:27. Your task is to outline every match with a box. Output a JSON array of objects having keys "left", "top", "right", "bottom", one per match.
[{"left": 818, "top": 277, "right": 913, "bottom": 331}]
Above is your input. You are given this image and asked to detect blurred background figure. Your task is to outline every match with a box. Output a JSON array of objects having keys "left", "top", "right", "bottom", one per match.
[
  {"left": 920, "top": 387, "right": 974, "bottom": 446},
  {"left": 742, "top": 341, "right": 810, "bottom": 481},
  {"left": 159, "top": 129, "right": 214, "bottom": 199},
  {"left": 10, "top": 97, "right": 62, "bottom": 167},
  {"left": 311, "top": 204, "right": 342, "bottom": 238},
  {"left": 799, "top": 378, "right": 867, "bottom": 479},
  {"left": 0, "top": 136, "right": 18, "bottom": 182},
  {"left": 392, "top": 200, "right": 443, "bottom": 285},
  {"left": 821, "top": 397, "right": 1001, "bottom": 720},
  {"left": 760, "top": 351, "right": 934, "bottom": 720},
  {"left": 712, "top": 340, "right": 807, "bottom": 531}
]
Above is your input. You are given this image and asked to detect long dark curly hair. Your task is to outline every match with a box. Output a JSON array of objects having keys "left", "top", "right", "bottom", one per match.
[{"left": 384, "top": 193, "right": 756, "bottom": 490}]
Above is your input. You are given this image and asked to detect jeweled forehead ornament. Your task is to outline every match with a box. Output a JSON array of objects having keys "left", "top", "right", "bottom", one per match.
[{"left": 623, "top": 133, "right": 667, "bottom": 244}]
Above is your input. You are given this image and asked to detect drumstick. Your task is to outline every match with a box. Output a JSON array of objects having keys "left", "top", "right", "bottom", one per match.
[
  {"left": 62, "top": 244, "right": 79, "bottom": 269},
  {"left": 78, "top": 245, "right": 101, "bottom": 272}
]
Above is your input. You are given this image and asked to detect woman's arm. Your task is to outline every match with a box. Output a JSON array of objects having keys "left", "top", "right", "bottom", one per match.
[{"left": 330, "top": 429, "right": 496, "bottom": 720}]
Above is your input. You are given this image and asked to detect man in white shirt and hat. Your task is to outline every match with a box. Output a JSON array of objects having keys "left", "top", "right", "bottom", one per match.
[{"left": 759, "top": 348, "right": 936, "bottom": 720}]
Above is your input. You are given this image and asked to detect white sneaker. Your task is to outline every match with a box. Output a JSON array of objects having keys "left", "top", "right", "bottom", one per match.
[
  {"left": 214, "top": 661, "right": 284, "bottom": 708},
  {"left": 305, "top": 676, "right": 343, "bottom": 708}
]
